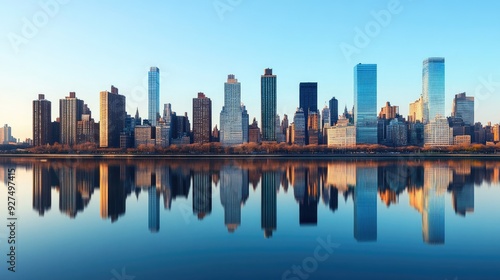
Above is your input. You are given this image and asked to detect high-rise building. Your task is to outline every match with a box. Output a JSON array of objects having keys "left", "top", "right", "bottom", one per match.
[
  {"left": 451, "top": 92, "right": 474, "bottom": 126},
  {"left": 148, "top": 67, "right": 160, "bottom": 126},
  {"left": 321, "top": 105, "right": 330, "bottom": 129},
  {"left": 293, "top": 108, "right": 306, "bottom": 146},
  {"left": 354, "top": 64, "right": 378, "bottom": 144},
  {"left": 422, "top": 57, "right": 445, "bottom": 123},
  {"left": 299, "top": 82, "right": 318, "bottom": 122},
  {"left": 299, "top": 82, "right": 318, "bottom": 144},
  {"left": 100, "top": 86, "right": 126, "bottom": 148},
  {"left": 424, "top": 118, "right": 453, "bottom": 146},
  {"left": 409, "top": 96, "right": 424, "bottom": 123},
  {"left": 329, "top": 97, "right": 339, "bottom": 126},
  {"left": 220, "top": 74, "right": 245, "bottom": 145},
  {"left": 76, "top": 114, "right": 97, "bottom": 144},
  {"left": 60, "top": 92, "right": 84, "bottom": 146},
  {"left": 261, "top": 68, "right": 277, "bottom": 141},
  {"left": 193, "top": 92, "right": 212, "bottom": 144},
  {"left": 33, "top": 94, "right": 52, "bottom": 146},
  {"left": 378, "top": 101, "right": 399, "bottom": 120}
]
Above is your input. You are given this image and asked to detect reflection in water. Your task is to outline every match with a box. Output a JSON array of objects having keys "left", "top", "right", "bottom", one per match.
[
  {"left": 261, "top": 171, "right": 278, "bottom": 238},
  {"left": 220, "top": 166, "right": 247, "bottom": 233},
  {"left": 354, "top": 166, "right": 377, "bottom": 242},
  {"left": 33, "top": 163, "right": 51, "bottom": 216},
  {"left": 10, "top": 158, "right": 500, "bottom": 244},
  {"left": 193, "top": 170, "right": 212, "bottom": 220}
]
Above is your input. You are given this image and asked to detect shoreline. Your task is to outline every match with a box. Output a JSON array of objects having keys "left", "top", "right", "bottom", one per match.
[{"left": 1, "top": 153, "right": 500, "bottom": 160}]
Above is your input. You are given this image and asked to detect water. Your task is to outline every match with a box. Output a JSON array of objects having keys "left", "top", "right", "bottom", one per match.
[{"left": 0, "top": 157, "right": 499, "bottom": 280}]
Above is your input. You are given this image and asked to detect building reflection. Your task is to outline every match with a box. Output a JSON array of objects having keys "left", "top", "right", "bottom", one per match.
[
  {"left": 33, "top": 163, "right": 51, "bottom": 216},
  {"left": 100, "top": 164, "right": 126, "bottom": 223},
  {"left": 193, "top": 170, "right": 212, "bottom": 220},
  {"left": 16, "top": 158, "right": 491, "bottom": 241},
  {"left": 58, "top": 166, "right": 84, "bottom": 218},
  {"left": 148, "top": 185, "right": 160, "bottom": 233},
  {"left": 261, "top": 171, "right": 278, "bottom": 238},
  {"left": 354, "top": 166, "right": 377, "bottom": 242},
  {"left": 220, "top": 166, "right": 247, "bottom": 233}
]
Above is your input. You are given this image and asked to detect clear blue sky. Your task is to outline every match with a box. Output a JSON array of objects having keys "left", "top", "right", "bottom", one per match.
[{"left": 2, "top": 0, "right": 500, "bottom": 140}]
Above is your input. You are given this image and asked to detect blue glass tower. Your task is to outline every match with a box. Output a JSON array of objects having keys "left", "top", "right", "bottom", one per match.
[
  {"left": 422, "top": 58, "right": 445, "bottom": 124},
  {"left": 354, "top": 64, "right": 377, "bottom": 144},
  {"left": 148, "top": 67, "right": 160, "bottom": 126}
]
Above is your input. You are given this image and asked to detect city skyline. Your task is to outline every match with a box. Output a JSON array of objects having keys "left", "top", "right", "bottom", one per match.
[{"left": 3, "top": 1, "right": 500, "bottom": 140}]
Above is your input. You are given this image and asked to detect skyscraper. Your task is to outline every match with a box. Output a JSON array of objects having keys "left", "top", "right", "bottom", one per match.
[
  {"left": 33, "top": 94, "right": 52, "bottom": 146},
  {"left": 193, "top": 92, "right": 212, "bottom": 144},
  {"left": 451, "top": 92, "right": 474, "bottom": 125},
  {"left": 293, "top": 108, "right": 306, "bottom": 146},
  {"left": 422, "top": 57, "right": 445, "bottom": 123},
  {"left": 220, "top": 74, "right": 244, "bottom": 145},
  {"left": 299, "top": 82, "right": 318, "bottom": 122},
  {"left": 329, "top": 97, "right": 338, "bottom": 126},
  {"left": 299, "top": 82, "right": 318, "bottom": 144},
  {"left": 261, "top": 68, "right": 277, "bottom": 141},
  {"left": 148, "top": 67, "right": 160, "bottom": 126},
  {"left": 60, "top": 92, "right": 84, "bottom": 146},
  {"left": 354, "top": 64, "right": 378, "bottom": 144},
  {"left": 100, "top": 86, "right": 126, "bottom": 148}
]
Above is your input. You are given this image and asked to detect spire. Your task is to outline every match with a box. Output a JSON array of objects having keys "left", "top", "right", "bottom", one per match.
[{"left": 135, "top": 107, "right": 139, "bottom": 119}]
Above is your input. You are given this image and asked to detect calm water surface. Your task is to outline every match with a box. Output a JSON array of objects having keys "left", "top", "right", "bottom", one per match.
[{"left": 0, "top": 157, "right": 499, "bottom": 280}]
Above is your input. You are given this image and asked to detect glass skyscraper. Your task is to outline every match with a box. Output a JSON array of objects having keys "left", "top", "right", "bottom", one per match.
[
  {"left": 354, "top": 63, "right": 377, "bottom": 144},
  {"left": 148, "top": 67, "right": 160, "bottom": 126},
  {"left": 220, "top": 74, "right": 244, "bottom": 145},
  {"left": 422, "top": 58, "right": 445, "bottom": 124},
  {"left": 451, "top": 92, "right": 474, "bottom": 125},
  {"left": 261, "top": 68, "right": 277, "bottom": 141}
]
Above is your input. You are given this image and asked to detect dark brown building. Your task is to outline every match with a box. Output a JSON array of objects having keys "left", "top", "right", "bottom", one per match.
[{"left": 192, "top": 92, "right": 212, "bottom": 144}]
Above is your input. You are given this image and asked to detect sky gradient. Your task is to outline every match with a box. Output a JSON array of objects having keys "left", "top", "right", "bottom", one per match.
[{"left": 2, "top": 0, "right": 500, "bottom": 140}]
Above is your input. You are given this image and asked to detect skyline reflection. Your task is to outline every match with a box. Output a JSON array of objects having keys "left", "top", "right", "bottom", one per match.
[{"left": 9, "top": 158, "right": 500, "bottom": 244}]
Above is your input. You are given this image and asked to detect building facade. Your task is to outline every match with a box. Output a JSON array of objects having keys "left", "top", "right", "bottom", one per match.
[
  {"left": 148, "top": 67, "right": 160, "bottom": 126},
  {"left": 422, "top": 57, "right": 445, "bottom": 124},
  {"left": 261, "top": 68, "right": 277, "bottom": 142},
  {"left": 100, "top": 86, "right": 126, "bottom": 148},
  {"left": 33, "top": 94, "right": 52, "bottom": 146},
  {"left": 329, "top": 97, "right": 338, "bottom": 126},
  {"left": 354, "top": 63, "right": 378, "bottom": 144},
  {"left": 220, "top": 75, "right": 245, "bottom": 145},
  {"left": 451, "top": 92, "right": 474, "bottom": 126},
  {"left": 60, "top": 92, "right": 84, "bottom": 146},
  {"left": 193, "top": 92, "right": 212, "bottom": 144}
]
